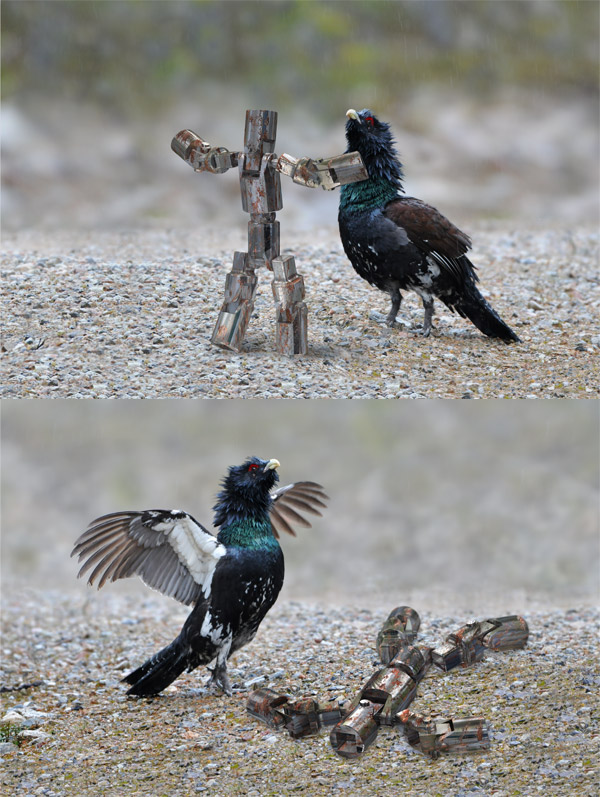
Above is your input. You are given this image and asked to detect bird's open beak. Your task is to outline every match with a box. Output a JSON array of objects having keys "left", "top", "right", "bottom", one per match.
[
  {"left": 346, "top": 109, "right": 359, "bottom": 121},
  {"left": 263, "top": 459, "right": 280, "bottom": 472}
]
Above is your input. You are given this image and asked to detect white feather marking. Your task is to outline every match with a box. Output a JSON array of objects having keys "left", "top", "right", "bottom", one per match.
[
  {"left": 201, "top": 611, "right": 226, "bottom": 646},
  {"left": 413, "top": 287, "right": 433, "bottom": 302},
  {"left": 158, "top": 516, "right": 226, "bottom": 596},
  {"left": 426, "top": 256, "right": 441, "bottom": 278},
  {"left": 216, "top": 635, "right": 233, "bottom": 666}
]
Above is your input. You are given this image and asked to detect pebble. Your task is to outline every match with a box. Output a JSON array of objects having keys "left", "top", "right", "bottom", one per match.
[
  {"left": 2, "top": 227, "right": 598, "bottom": 398},
  {"left": 1, "top": 593, "right": 597, "bottom": 795}
]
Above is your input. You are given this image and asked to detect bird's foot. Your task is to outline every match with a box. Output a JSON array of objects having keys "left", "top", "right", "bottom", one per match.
[
  {"left": 206, "top": 664, "right": 233, "bottom": 696},
  {"left": 422, "top": 304, "right": 434, "bottom": 337},
  {"left": 369, "top": 309, "right": 390, "bottom": 325},
  {"left": 369, "top": 310, "right": 410, "bottom": 329}
]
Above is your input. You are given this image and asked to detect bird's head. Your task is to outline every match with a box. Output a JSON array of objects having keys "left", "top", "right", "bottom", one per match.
[
  {"left": 226, "top": 457, "right": 280, "bottom": 491},
  {"left": 343, "top": 109, "right": 403, "bottom": 188},
  {"left": 345, "top": 109, "right": 393, "bottom": 149},
  {"left": 213, "top": 457, "right": 280, "bottom": 529}
]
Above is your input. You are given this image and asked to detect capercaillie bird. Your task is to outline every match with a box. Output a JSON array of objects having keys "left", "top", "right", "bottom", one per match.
[
  {"left": 338, "top": 109, "right": 520, "bottom": 342},
  {"left": 71, "top": 457, "right": 327, "bottom": 697}
]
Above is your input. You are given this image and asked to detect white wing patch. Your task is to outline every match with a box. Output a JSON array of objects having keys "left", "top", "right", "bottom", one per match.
[{"left": 157, "top": 515, "right": 226, "bottom": 596}]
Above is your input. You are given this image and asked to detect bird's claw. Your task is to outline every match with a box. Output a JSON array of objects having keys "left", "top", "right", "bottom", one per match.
[{"left": 206, "top": 665, "right": 233, "bottom": 696}]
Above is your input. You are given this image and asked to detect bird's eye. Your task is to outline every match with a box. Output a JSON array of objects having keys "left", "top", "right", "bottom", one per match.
[
  {"left": 248, "top": 463, "right": 260, "bottom": 472},
  {"left": 365, "top": 116, "right": 375, "bottom": 127}
]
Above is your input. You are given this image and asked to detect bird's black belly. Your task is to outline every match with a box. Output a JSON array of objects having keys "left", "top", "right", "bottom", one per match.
[
  {"left": 182, "top": 546, "right": 284, "bottom": 663},
  {"left": 339, "top": 210, "right": 423, "bottom": 293}
]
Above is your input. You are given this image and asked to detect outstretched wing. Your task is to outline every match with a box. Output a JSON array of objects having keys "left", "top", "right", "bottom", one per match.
[
  {"left": 269, "top": 481, "right": 329, "bottom": 538},
  {"left": 71, "top": 510, "right": 226, "bottom": 606},
  {"left": 384, "top": 196, "right": 476, "bottom": 285}
]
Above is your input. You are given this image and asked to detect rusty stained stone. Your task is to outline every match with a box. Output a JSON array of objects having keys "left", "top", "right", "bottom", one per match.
[
  {"left": 243, "top": 109, "right": 277, "bottom": 173},
  {"left": 240, "top": 158, "right": 283, "bottom": 215},
  {"left": 432, "top": 621, "right": 487, "bottom": 672},
  {"left": 171, "top": 129, "right": 211, "bottom": 162},
  {"left": 361, "top": 668, "right": 417, "bottom": 727},
  {"left": 274, "top": 151, "right": 368, "bottom": 190},
  {"left": 387, "top": 644, "right": 432, "bottom": 683},
  {"left": 324, "top": 151, "right": 368, "bottom": 187},
  {"left": 222, "top": 269, "right": 257, "bottom": 312},
  {"left": 274, "top": 153, "right": 302, "bottom": 182},
  {"left": 211, "top": 304, "right": 254, "bottom": 352},
  {"left": 271, "top": 255, "right": 297, "bottom": 282},
  {"left": 376, "top": 606, "right": 422, "bottom": 665},
  {"left": 246, "top": 687, "right": 289, "bottom": 730},
  {"left": 397, "top": 710, "right": 490, "bottom": 759},
  {"left": 271, "top": 254, "right": 307, "bottom": 355},
  {"left": 205, "top": 148, "right": 238, "bottom": 174},
  {"left": 435, "top": 717, "right": 489, "bottom": 755},
  {"left": 246, "top": 689, "right": 345, "bottom": 740},
  {"left": 336, "top": 643, "right": 428, "bottom": 738},
  {"left": 272, "top": 276, "right": 305, "bottom": 309},
  {"left": 248, "top": 219, "right": 280, "bottom": 267},
  {"left": 171, "top": 130, "right": 238, "bottom": 174},
  {"left": 275, "top": 303, "right": 308, "bottom": 356},
  {"left": 431, "top": 616, "right": 528, "bottom": 672},
  {"left": 479, "top": 615, "right": 529, "bottom": 652},
  {"left": 329, "top": 699, "right": 380, "bottom": 759},
  {"left": 283, "top": 697, "right": 321, "bottom": 739},
  {"left": 211, "top": 264, "right": 258, "bottom": 352},
  {"left": 231, "top": 250, "right": 249, "bottom": 274}
]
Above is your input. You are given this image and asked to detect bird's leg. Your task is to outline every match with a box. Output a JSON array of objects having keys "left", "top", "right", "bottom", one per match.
[
  {"left": 386, "top": 288, "right": 402, "bottom": 327},
  {"left": 421, "top": 296, "right": 435, "bottom": 336},
  {"left": 206, "top": 662, "right": 233, "bottom": 696},
  {"left": 206, "top": 639, "right": 233, "bottom": 696}
]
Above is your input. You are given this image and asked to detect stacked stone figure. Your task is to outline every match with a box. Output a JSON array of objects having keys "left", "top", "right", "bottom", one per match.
[{"left": 172, "top": 110, "right": 368, "bottom": 355}]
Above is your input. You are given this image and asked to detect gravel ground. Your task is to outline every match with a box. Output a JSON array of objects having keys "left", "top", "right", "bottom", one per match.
[
  {"left": 1, "top": 226, "right": 598, "bottom": 399},
  {"left": 1, "top": 593, "right": 598, "bottom": 797}
]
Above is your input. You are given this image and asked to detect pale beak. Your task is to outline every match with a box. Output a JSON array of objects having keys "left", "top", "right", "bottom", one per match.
[
  {"left": 346, "top": 109, "right": 359, "bottom": 121},
  {"left": 263, "top": 459, "right": 280, "bottom": 472}
]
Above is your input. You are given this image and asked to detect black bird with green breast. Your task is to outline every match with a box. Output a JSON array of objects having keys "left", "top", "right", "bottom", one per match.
[
  {"left": 338, "top": 108, "right": 520, "bottom": 342},
  {"left": 72, "top": 457, "right": 327, "bottom": 697}
]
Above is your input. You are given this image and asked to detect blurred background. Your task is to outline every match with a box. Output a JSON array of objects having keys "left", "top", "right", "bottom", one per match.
[
  {"left": 2, "top": 0, "right": 598, "bottom": 232},
  {"left": 2, "top": 400, "right": 598, "bottom": 612}
]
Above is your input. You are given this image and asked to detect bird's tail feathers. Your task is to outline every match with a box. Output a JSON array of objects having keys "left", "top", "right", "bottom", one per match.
[
  {"left": 451, "top": 284, "right": 520, "bottom": 343},
  {"left": 123, "top": 637, "right": 190, "bottom": 697}
]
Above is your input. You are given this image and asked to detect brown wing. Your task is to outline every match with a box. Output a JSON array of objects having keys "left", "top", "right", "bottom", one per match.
[
  {"left": 269, "top": 481, "right": 328, "bottom": 539},
  {"left": 71, "top": 510, "right": 226, "bottom": 605},
  {"left": 385, "top": 197, "right": 475, "bottom": 283}
]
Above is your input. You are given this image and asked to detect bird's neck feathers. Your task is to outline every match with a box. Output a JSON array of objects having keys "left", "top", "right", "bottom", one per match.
[
  {"left": 340, "top": 177, "right": 400, "bottom": 214},
  {"left": 340, "top": 137, "right": 404, "bottom": 214},
  {"left": 217, "top": 517, "right": 279, "bottom": 551},
  {"left": 213, "top": 485, "right": 278, "bottom": 549}
]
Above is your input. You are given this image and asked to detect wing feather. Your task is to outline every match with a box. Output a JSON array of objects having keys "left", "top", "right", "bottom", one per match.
[
  {"left": 269, "top": 481, "right": 328, "bottom": 538},
  {"left": 72, "top": 510, "right": 226, "bottom": 606},
  {"left": 96, "top": 539, "right": 135, "bottom": 589},
  {"left": 86, "top": 539, "right": 132, "bottom": 588},
  {"left": 77, "top": 537, "right": 130, "bottom": 578},
  {"left": 273, "top": 503, "right": 312, "bottom": 528},
  {"left": 384, "top": 197, "right": 476, "bottom": 285},
  {"left": 269, "top": 505, "right": 296, "bottom": 539}
]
